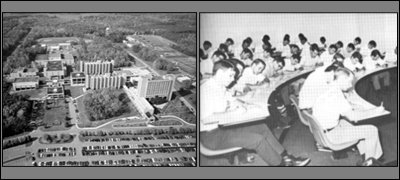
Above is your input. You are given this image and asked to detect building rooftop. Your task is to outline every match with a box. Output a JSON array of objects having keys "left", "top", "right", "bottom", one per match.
[
  {"left": 46, "top": 61, "right": 63, "bottom": 71},
  {"left": 115, "top": 67, "right": 152, "bottom": 77},
  {"left": 35, "top": 54, "right": 49, "bottom": 61},
  {"left": 14, "top": 77, "right": 39, "bottom": 83},
  {"left": 49, "top": 51, "right": 61, "bottom": 58},
  {"left": 71, "top": 72, "right": 86, "bottom": 78},
  {"left": 47, "top": 86, "right": 64, "bottom": 94},
  {"left": 62, "top": 53, "right": 74, "bottom": 60}
]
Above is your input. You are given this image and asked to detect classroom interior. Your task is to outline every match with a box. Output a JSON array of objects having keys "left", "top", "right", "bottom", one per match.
[{"left": 199, "top": 13, "right": 398, "bottom": 166}]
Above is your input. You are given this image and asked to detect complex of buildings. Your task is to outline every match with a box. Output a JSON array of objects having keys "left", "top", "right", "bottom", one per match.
[
  {"left": 35, "top": 42, "right": 75, "bottom": 66},
  {"left": 137, "top": 74, "right": 175, "bottom": 101}
]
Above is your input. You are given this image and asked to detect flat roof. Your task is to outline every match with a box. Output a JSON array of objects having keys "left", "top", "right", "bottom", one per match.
[
  {"left": 46, "top": 61, "right": 63, "bottom": 71},
  {"left": 35, "top": 54, "right": 49, "bottom": 61},
  {"left": 71, "top": 72, "right": 86, "bottom": 78},
  {"left": 49, "top": 52, "right": 61, "bottom": 58},
  {"left": 47, "top": 87, "right": 64, "bottom": 94},
  {"left": 14, "top": 77, "right": 39, "bottom": 83},
  {"left": 63, "top": 53, "right": 74, "bottom": 60}
]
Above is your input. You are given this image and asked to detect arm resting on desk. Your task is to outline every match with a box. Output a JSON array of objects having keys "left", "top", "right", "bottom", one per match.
[{"left": 342, "top": 106, "right": 385, "bottom": 122}]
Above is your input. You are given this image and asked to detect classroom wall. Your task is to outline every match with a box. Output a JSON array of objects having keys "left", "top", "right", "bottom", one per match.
[{"left": 200, "top": 13, "right": 397, "bottom": 54}]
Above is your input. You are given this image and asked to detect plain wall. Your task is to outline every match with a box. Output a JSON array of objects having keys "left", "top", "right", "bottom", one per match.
[{"left": 200, "top": 13, "right": 398, "bottom": 54}]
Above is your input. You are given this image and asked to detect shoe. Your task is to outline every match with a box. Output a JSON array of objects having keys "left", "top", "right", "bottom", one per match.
[
  {"left": 238, "top": 154, "right": 255, "bottom": 165},
  {"left": 359, "top": 158, "right": 383, "bottom": 166},
  {"left": 280, "top": 155, "right": 311, "bottom": 166}
]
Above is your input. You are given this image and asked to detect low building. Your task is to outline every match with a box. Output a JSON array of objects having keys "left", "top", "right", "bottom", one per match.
[
  {"left": 43, "top": 61, "right": 66, "bottom": 81},
  {"left": 123, "top": 85, "right": 155, "bottom": 120},
  {"left": 70, "top": 72, "right": 86, "bottom": 86},
  {"left": 35, "top": 54, "right": 50, "bottom": 66},
  {"left": 13, "top": 77, "right": 39, "bottom": 91},
  {"left": 10, "top": 67, "right": 38, "bottom": 79},
  {"left": 47, "top": 86, "right": 65, "bottom": 99}
]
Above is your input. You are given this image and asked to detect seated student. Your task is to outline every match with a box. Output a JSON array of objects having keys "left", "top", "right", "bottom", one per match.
[
  {"left": 240, "top": 48, "right": 255, "bottom": 67},
  {"left": 299, "top": 36, "right": 311, "bottom": 57},
  {"left": 312, "top": 67, "right": 384, "bottom": 166},
  {"left": 225, "top": 38, "right": 235, "bottom": 59},
  {"left": 216, "top": 43, "right": 229, "bottom": 57},
  {"left": 199, "top": 48, "right": 206, "bottom": 62},
  {"left": 320, "top": 44, "right": 338, "bottom": 66},
  {"left": 362, "top": 40, "right": 381, "bottom": 58},
  {"left": 246, "top": 37, "right": 256, "bottom": 53},
  {"left": 200, "top": 60, "right": 311, "bottom": 166},
  {"left": 344, "top": 51, "right": 365, "bottom": 72},
  {"left": 299, "top": 61, "right": 345, "bottom": 110},
  {"left": 364, "top": 50, "right": 390, "bottom": 92},
  {"left": 385, "top": 46, "right": 398, "bottom": 63},
  {"left": 261, "top": 48, "right": 275, "bottom": 64},
  {"left": 319, "top": 36, "right": 328, "bottom": 52},
  {"left": 299, "top": 44, "right": 323, "bottom": 68},
  {"left": 202, "top": 41, "right": 213, "bottom": 60},
  {"left": 276, "top": 34, "right": 291, "bottom": 59},
  {"left": 200, "top": 50, "right": 227, "bottom": 80},
  {"left": 289, "top": 44, "right": 301, "bottom": 57},
  {"left": 333, "top": 53, "right": 345, "bottom": 63},
  {"left": 354, "top": 37, "right": 362, "bottom": 52},
  {"left": 346, "top": 43, "right": 357, "bottom": 59},
  {"left": 296, "top": 33, "right": 305, "bottom": 49},
  {"left": 234, "top": 59, "right": 268, "bottom": 94},
  {"left": 283, "top": 54, "right": 306, "bottom": 96},
  {"left": 336, "top": 41, "right": 344, "bottom": 55},
  {"left": 235, "top": 39, "right": 251, "bottom": 58},
  {"left": 226, "top": 59, "right": 246, "bottom": 90},
  {"left": 261, "top": 57, "right": 285, "bottom": 79}
]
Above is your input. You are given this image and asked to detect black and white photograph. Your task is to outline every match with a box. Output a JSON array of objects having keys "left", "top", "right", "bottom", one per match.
[
  {"left": 2, "top": 13, "right": 197, "bottom": 167},
  {"left": 200, "top": 13, "right": 397, "bottom": 166}
]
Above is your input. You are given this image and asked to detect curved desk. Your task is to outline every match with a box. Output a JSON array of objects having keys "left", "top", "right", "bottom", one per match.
[{"left": 219, "top": 63, "right": 396, "bottom": 127}]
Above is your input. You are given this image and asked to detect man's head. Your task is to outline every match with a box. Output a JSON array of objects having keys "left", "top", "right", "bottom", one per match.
[
  {"left": 298, "top": 33, "right": 304, "bottom": 40},
  {"left": 241, "top": 48, "right": 253, "bottom": 60},
  {"left": 228, "top": 58, "right": 245, "bottom": 78},
  {"left": 262, "top": 35, "right": 270, "bottom": 44},
  {"left": 325, "top": 61, "right": 345, "bottom": 83},
  {"left": 347, "top": 43, "right": 355, "bottom": 53},
  {"left": 333, "top": 67, "right": 355, "bottom": 92},
  {"left": 329, "top": 44, "right": 338, "bottom": 55},
  {"left": 291, "top": 54, "right": 301, "bottom": 65},
  {"left": 368, "top": 40, "right": 377, "bottom": 49},
  {"left": 310, "top": 44, "right": 319, "bottom": 58},
  {"left": 320, "top": 36, "right": 326, "bottom": 44},
  {"left": 354, "top": 37, "right": 362, "bottom": 45},
  {"left": 246, "top": 37, "right": 253, "bottom": 46},
  {"left": 199, "top": 48, "right": 205, "bottom": 60},
  {"left": 350, "top": 52, "right": 363, "bottom": 65},
  {"left": 263, "top": 41, "right": 272, "bottom": 50},
  {"left": 300, "top": 36, "right": 308, "bottom": 45},
  {"left": 211, "top": 50, "right": 227, "bottom": 63},
  {"left": 212, "top": 60, "right": 236, "bottom": 87},
  {"left": 203, "top": 41, "right": 212, "bottom": 50},
  {"left": 336, "top": 41, "right": 344, "bottom": 48},
  {"left": 225, "top": 38, "right": 234, "bottom": 46},
  {"left": 263, "top": 48, "right": 273, "bottom": 58},
  {"left": 371, "top": 49, "right": 383, "bottom": 61},
  {"left": 219, "top": 44, "right": 228, "bottom": 53},
  {"left": 283, "top": 34, "right": 290, "bottom": 46},
  {"left": 333, "top": 53, "right": 345, "bottom": 62},
  {"left": 290, "top": 44, "right": 300, "bottom": 55},
  {"left": 242, "top": 39, "right": 250, "bottom": 50},
  {"left": 251, "top": 59, "right": 266, "bottom": 75},
  {"left": 272, "top": 58, "right": 285, "bottom": 72}
]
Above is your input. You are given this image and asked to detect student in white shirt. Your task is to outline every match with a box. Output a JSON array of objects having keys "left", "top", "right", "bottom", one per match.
[
  {"left": 344, "top": 51, "right": 365, "bottom": 72},
  {"left": 234, "top": 59, "right": 268, "bottom": 94},
  {"left": 200, "top": 50, "right": 227, "bottom": 80},
  {"left": 246, "top": 37, "right": 256, "bottom": 53},
  {"left": 202, "top": 41, "right": 213, "bottom": 60},
  {"left": 385, "top": 46, "right": 398, "bottom": 63},
  {"left": 354, "top": 37, "right": 362, "bottom": 52},
  {"left": 300, "top": 44, "right": 323, "bottom": 68},
  {"left": 345, "top": 43, "right": 357, "bottom": 59},
  {"left": 320, "top": 44, "right": 338, "bottom": 66},
  {"left": 362, "top": 40, "right": 379, "bottom": 58},
  {"left": 336, "top": 41, "right": 344, "bottom": 55},
  {"left": 225, "top": 38, "right": 235, "bottom": 59},
  {"left": 235, "top": 39, "right": 251, "bottom": 59},
  {"left": 200, "top": 60, "right": 311, "bottom": 166},
  {"left": 319, "top": 36, "right": 327, "bottom": 52},
  {"left": 312, "top": 67, "right": 384, "bottom": 166},
  {"left": 261, "top": 48, "right": 275, "bottom": 64},
  {"left": 296, "top": 33, "right": 305, "bottom": 49},
  {"left": 276, "top": 34, "right": 291, "bottom": 59},
  {"left": 283, "top": 54, "right": 306, "bottom": 97},
  {"left": 299, "top": 61, "right": 345, "bottom": 110},
  {"left": 299, "top": 36, "right": 311, "bottom": 57},
  {"left": 240, "top": 48, "right": 254, "bottom": 67},
  {"left": 365, "top": 50, "right": 390, "bottom": 92}
]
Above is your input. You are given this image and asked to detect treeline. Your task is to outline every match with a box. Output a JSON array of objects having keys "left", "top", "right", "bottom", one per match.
[
  {"left": 3, "top": 45, "right": 47, "bottom": 74},
  {"left": 83, "top": 88, "right": 130, "bottom": 121},
  {"left": 2, "top": 91, "right": 33, "bottom": 138}
]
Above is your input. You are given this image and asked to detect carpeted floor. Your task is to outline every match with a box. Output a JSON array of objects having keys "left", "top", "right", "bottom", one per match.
[{"left": 200, "top": 70, "right": 398, "bottom": 166}]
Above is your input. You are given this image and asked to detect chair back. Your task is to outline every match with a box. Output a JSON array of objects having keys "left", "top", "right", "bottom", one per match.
[{"left": 200, "top": 142, "right": 242, "bottom": 156}]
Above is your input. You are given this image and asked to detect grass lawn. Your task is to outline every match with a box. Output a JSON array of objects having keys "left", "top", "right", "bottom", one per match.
[
  {"left": 77, "top": 89, "right": 142, "bottom": 128},
  {"left": 70, "top": 86, "right": 85, "bottom": 98},
  {"left": 39, "top": 99, "right": 70, "bottom": 132}
]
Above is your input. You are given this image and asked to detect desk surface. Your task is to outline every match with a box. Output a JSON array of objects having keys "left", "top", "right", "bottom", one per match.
[{"left": 218, "top": 63, "right": 396, "bottom": 126}]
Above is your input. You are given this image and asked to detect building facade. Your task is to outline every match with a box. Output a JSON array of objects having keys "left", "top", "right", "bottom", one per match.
[
  {"left": 70, "top": 72, "right": 86, "bottom": 86},
  {"left": 85, "top": 74, "right": 126, "bottom": 90},
  {"left": 10, "top": 67, "right": 38, "bottom": 79},
  {"left": 137, "top": 74, "right": 175, "bottom": 101},
  {"left": 83, "top": 61, "right": 113, "bottom": 75},
  {"left": 12, "top": 77, "right": 39, "bottom": 91},
  {"left": 123, "top": 85, "right": 155, "bottom": 120}
]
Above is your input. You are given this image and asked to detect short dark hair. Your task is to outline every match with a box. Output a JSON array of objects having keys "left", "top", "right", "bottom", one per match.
[
  {"left": 292, "top": 54, "right": 301, "bottom": 63},
  {"left": 351, "top": 52, "right": 363, "bottom": 64},
  {"left": 310, "top": 43, "right": 319, "bottom": 52},
  {"left": 212, "top": 60, "right": 235, "bottom": 76},
  {"left": 299, "top": 33, "right": 304, "bottom": 38},
  {"left": 263, "top": 41, "right": 272, "bottom": 50},
  {"left": 226, "top": 38, "right": 234, "bottom": 45},
  {"left": 325, "top": 60, "right": 344, "bottom": 72},
  {"left": 333, "top": 53, "right": 345, "bottom": 61},
  {"left": 369, "top": 40, "right": 377, "bottom": 48},
  {"left": 347, "top": 43, "right": 355, "bottom": 51},
  {"left": 203, "top": 41, "right": 212, "bottom": 47},
  {"left": 228, "top": 58, "right": 245, "bottom": 79},
  {"left": 264, "top": 47, "right": 274, "bottom": 55},
  {"left": 199, "top": 48, "right": 205, "bottom": 60},
  {"left": 242, "top": 48, "right": 254, "bottom": 60},
  {"left": 320, "top": 37, "right": 326, "bottom": 43},
  {"left": 355, "top": 37, "right": 362, "bottom": 44},
  {"left": 274, "top": 57, "right": 285, "bottom": 67},
  {"left": 212, "top": 50, "right": 227, "bottom": 60},
  {"left": 300, "top": 36, "right": 308, "bottom": 42},
  {"left": 371, "top": 49, "right": 384, "bottom": 59},
  {"left": 290, "top": 44, "right": 300, "bottom": 50},
  {"left": 329, "top": 44, "right": 338, "bottom": 51},
  {"left": 336, "top": 41, "right": 344, "bottom": 48},
  {"left": 284, "top": 34, "right": 290, "bottom": 41},
  {"left": 219, "top": 43, "right": 228, "bottom": 52},
  {"left": 245, "top": 37, "right": 253, "bottom": 45},
  {"left": 252, "top": 59, "right": 266, "bottom": 71},
  {"left": 262, "top": 35, "right": 270, "bottom": 44}
]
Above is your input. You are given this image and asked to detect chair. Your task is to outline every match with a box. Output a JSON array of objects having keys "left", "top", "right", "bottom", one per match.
[
  {"left": 200, "top": 142, "right": 243, "bottom": 165},
  {"left": 302, "top": 110, "right": 360, "bottom": 159},
  {"left": 289, "top": 95, "right": 310, "bottom": 127}
]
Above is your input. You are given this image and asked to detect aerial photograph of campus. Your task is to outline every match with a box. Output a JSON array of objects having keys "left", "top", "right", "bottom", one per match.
[{"left": 2, "top": 13, "right": 197, "bottom": 167}]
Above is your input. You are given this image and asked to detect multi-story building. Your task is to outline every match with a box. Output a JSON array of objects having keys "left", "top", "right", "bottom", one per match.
[
  {"left": 83, "top": 61, "right": 113, "bottom": 75},
  {"left": 12, "top": 77, "right": 39, "bottom": 92},
  {"left": 47, "top": 86, "right": 65, "bottom": 99},
  {"left": 85, "top": 74, "right": 126, "bottom": 90},
  {"left": 70, "top": 72, "right": 86, "bottom": 86},
  {"left": 123, "top": 85, "right": 155, "bottom": 120},
  {"left": 43, "top": 61, "right": 66, "bottom": 81},
  {"left": 9, "top": 67, "right": 38, "bottom": 79},
  {"left": 137, "top": 74, "right": 175, "bottom": 101},
  {"left": 113, "top": 67, "right": 152, "bottom": 83}
]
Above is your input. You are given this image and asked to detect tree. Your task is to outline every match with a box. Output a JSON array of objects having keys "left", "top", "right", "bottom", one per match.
[
  {"left": 181, "top": 79, "right": 192, "bottom": 90},
  {"left": 166, "top": 63, "right": 175, "bottom": 73},
  {"left": 132, "top": 44, "right": 143, "bottom": 53},
  {"left": 43, "top": 134, "right": 52, "bottom": 143}
]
